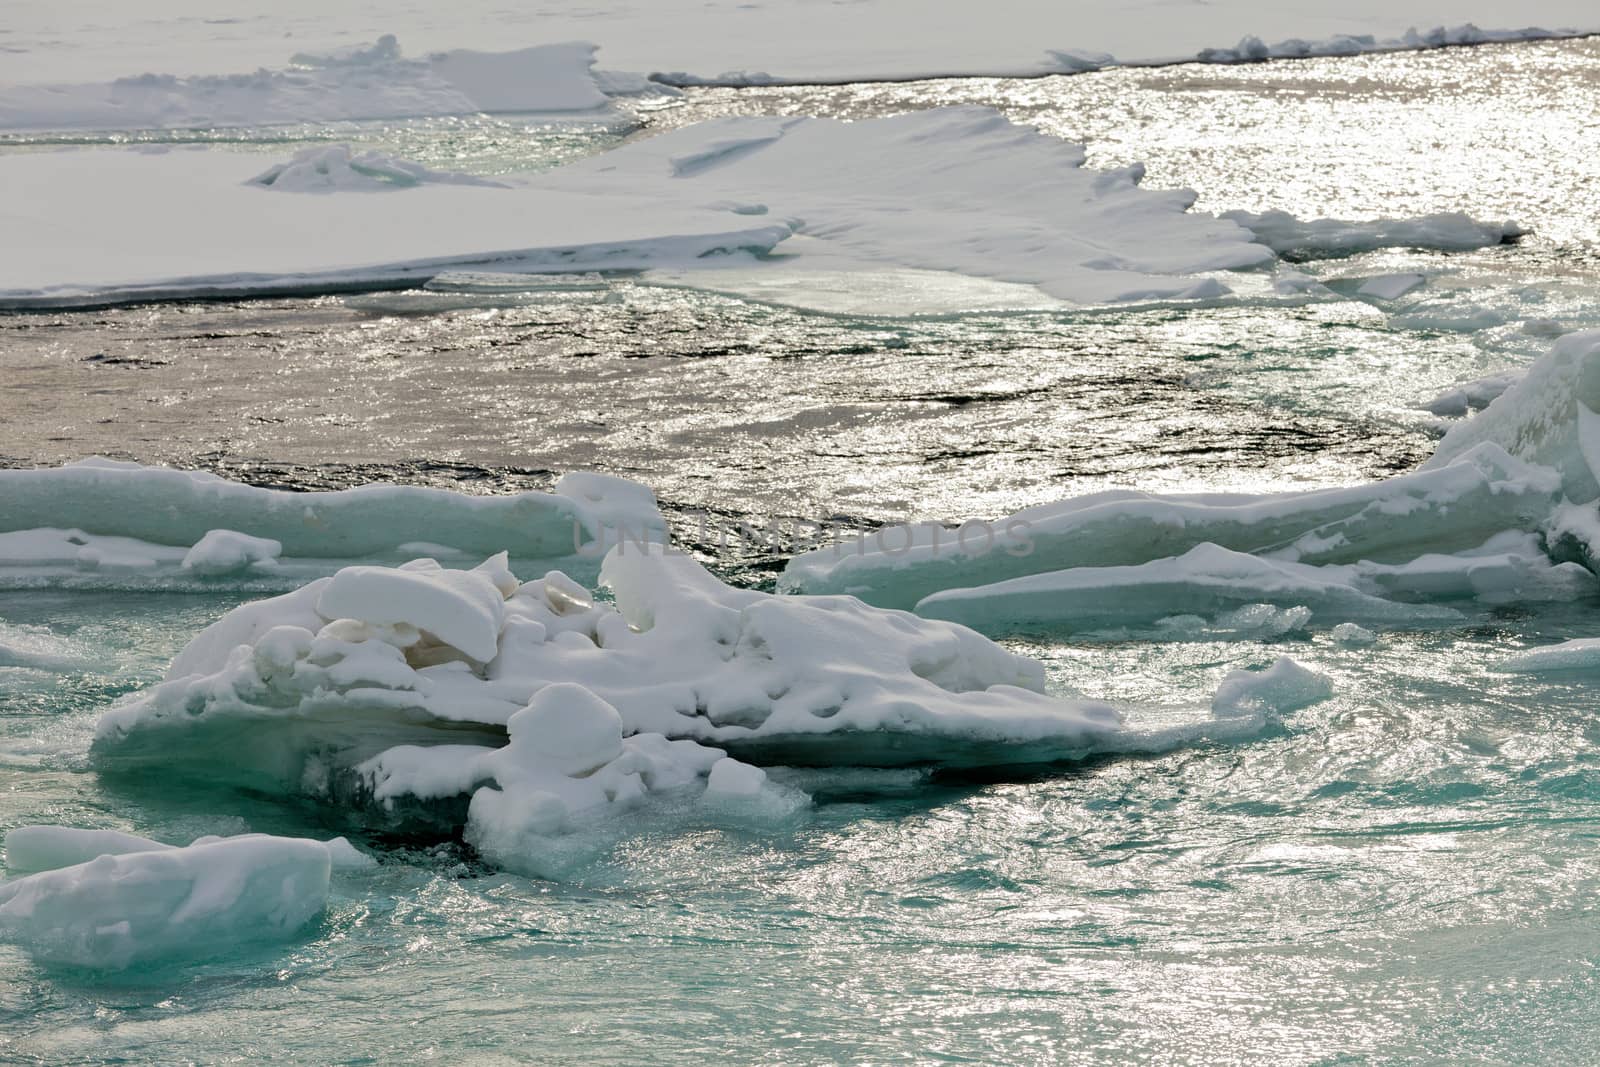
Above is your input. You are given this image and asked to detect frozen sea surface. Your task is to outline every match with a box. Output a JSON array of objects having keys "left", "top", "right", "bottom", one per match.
[{"left": 4, "top": 39, "right": 1600, "bottom": 1065}]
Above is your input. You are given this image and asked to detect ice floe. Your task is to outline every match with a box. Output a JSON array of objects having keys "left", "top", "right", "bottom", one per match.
[
  {"left": 785, "top": 330, "right": 1600, "bottom": 631},
  {"left": 0, "top": 459, "right": 663, "bottom": 590},
  {"left": 1223, "top": 210, "right": 1525, "bottom": 259},
  {"left": 0, "top": 107, "right": 1280, "bottom": 308},
  {"left": 781, "top": 444, "right": 1561, "bottom": 610},
  {"left": 90, "top": 542, "right": 1336, "bottom": 873},
  {"left": 1498, "top": 638, "right": 1600, "bottom": 673},
  {"left": 0, "top": 829, "right": 366, "bottom": 969}
]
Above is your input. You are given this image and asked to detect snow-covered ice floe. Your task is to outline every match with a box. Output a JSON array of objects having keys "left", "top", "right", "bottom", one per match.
[
  {"left": 0, "top": 827, "right": 370, "bottom": 970},
  {"left": 0, "top": 458, "right": 663, "bottom": 591},
  {"left": 0, "top": 38, "right": 616, "bottom": 133},
  {"left": 88, "top": 542, "right": 1330, "bottom": 873},
  {"left": 784, "top": 331, "right": 1600, "bottom": 631},
  {"left": 0, "top": 107, "right": 1293, "bottom": 310}
]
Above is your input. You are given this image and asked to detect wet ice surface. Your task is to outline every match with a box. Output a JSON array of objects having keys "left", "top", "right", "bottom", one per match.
[{"left": 5, "top": 38, "right": 1600, "bottom": 1065}]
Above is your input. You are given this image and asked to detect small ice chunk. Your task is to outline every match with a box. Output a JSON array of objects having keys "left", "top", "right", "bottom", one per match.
[
  {"left": 705, "top": 757, "right": 768, "bottom": 798},
  {"left": 1331, "top": 623, "right": 1377, "bottom": 647},
  {"left": 1212, "top": 657, "right": 1333, "bottom": 718},
  {"left": 1357, "top": 273, "right": 1424, "bottom": 301},
  {"left": 0, "top": 835, "right": 332, "bottom": 970},
  {"left": 181, "top": 529, "right": 283, "bottom": 576}
]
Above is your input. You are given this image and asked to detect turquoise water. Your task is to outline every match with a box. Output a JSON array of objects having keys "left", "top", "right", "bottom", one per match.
[
  {"left": 5, "top": 593, "right": 1600, "bottom": 1062},
  {"left": 4, "top": 38, "right": 1600, "bottom": 1065}
]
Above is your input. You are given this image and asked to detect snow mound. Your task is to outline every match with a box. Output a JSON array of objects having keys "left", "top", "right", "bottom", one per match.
[
  {"left": 1225, "top": 210, "right": 1525, "bottom": 259},
  {"left": 0, "top": 832, "right": 340, "bottom": 970},
  {"left": 0, "top": 460, "right": 662, "bottom": 591},
  {"left": 0, "top": 39, "right": 609, "bottom": 133},
  {"left": 781, "top": 444, "right": 1561, "bottom": 610}
]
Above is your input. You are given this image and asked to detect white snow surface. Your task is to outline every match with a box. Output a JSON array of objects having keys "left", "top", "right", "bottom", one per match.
[
  {"left": 0, "top": 832, "right": 345, "bottom": 969},
  {"left": 0, "top": 108, "right": 1279, "bottom": 308},
  {"left": 2, "top": 3, "right": 1593, "bottom": 89}
]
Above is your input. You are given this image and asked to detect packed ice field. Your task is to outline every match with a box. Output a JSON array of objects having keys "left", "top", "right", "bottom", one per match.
[{"left": 4, "top": 9, "right": 1600, "bottom": 1063}]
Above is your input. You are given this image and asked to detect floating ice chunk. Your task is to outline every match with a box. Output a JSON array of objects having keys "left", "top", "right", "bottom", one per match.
[
  {"left": 1426, "top": 330, "right": 1600, "bottom": 504},
  {"left": 181, "top": 530, "right": 283, "bottom": 577},
  {"left": 782, "top": 444, "right": 1559, "bottom": 610},
  {"left": 1211, "top": 658, "right": 1333, "bottom": 719},
  {"left": 1331, "top": 623, "right": 1378, "bottom": 647},
  {"left": 1498, "top": 639, "right": 1600, "bottom": 673},
  {"left": 1422, "top": 370, "right": 1522, "bottom": 417},
  {"left": 1357, "top": 273, "right": 1425, "bottom": 301},
  {"left": 4, "top": 825, "right": 372, "bottom": 874},
  {"left": 1225, "top": 209, "right": 1524, "bottom": 259},
  {"left": 96, "top": 547, "right": 1130, "bottom": 805},
  {"left": 249, "top": 145, "right": 507, "bottom": 193},
  {"left": 0, "top": 460, "right": 662, "bottom": 588},
  {"left": 0, "top": 834, "right": 333, "bottom": 970}
]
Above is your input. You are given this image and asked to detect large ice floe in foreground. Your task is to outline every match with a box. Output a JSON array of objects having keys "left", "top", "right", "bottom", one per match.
[
  {"left": 90, "top": 541, "right": 1324, "bottom": 874},
  {"left": 0, "top": 458, "right": 663, "bottom": 591},
  {"left": 0, "top": 827, "right": 370, "bottom": 970},
  {"left": 0, "top": 107, "right": 1283, "bottom": 308},
  {"left": 783, "top": 331, "right": 1600, "bottom": 633}
]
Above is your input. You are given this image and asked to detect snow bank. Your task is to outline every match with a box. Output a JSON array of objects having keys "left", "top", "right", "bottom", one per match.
[
  {"left": 1225, "top": 210, "right": 1525, "bottom": 259},
  {"left": 0, "top": 832, "right": 339, "bottom": 969},
  {"left": 1, "top": 108, "right": 1276, "bottom": 309},
  {"left": 0, "top": 38, "right": 609, "bottom": 133},
  {"left": 781, "top": 444, "right": 1560, "bottom": 610},
  {"left": 0, "top": 460, "right": 663, "bottom": 590}
]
